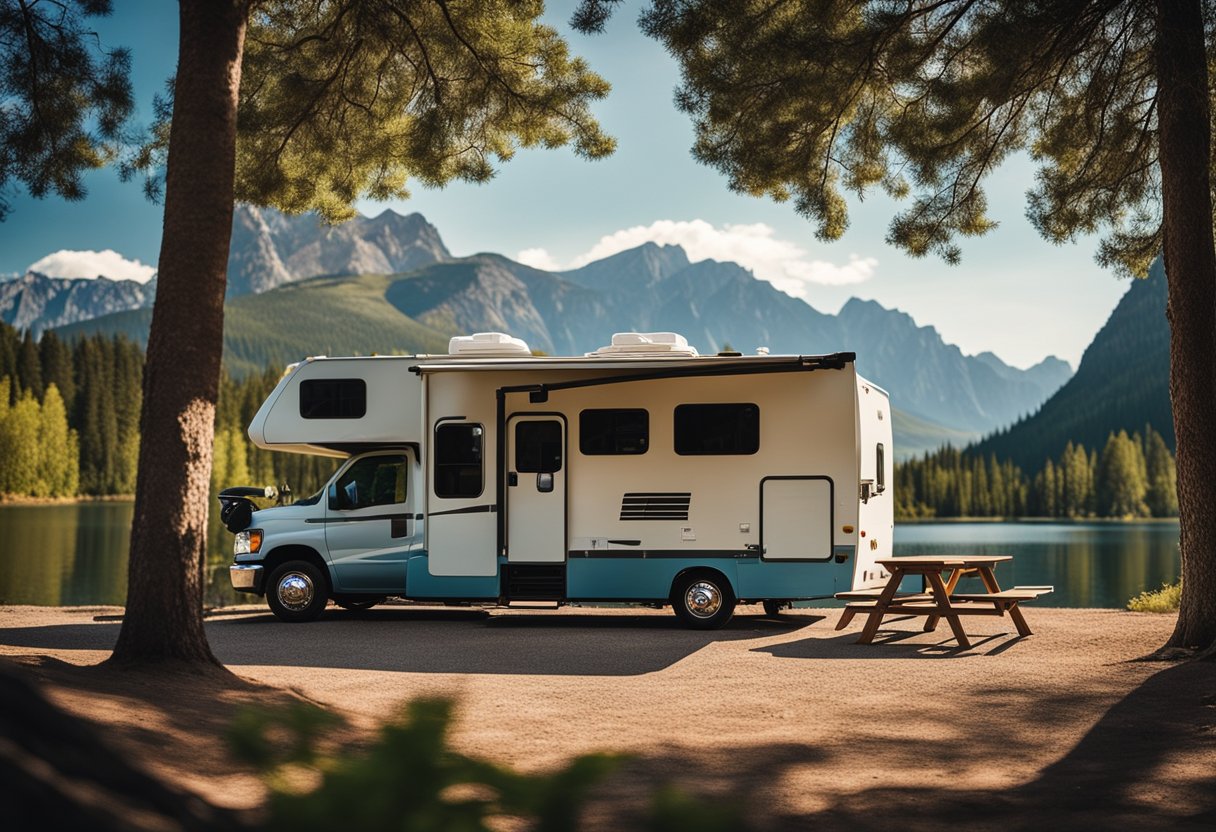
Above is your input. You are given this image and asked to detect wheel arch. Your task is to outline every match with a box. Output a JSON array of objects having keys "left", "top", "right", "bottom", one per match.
[
  {"left": 263, "top": 545, "right": 333, "bottom": 594},
  {"left": 669, "top": 566, "right": 736, "bottom": 602}
]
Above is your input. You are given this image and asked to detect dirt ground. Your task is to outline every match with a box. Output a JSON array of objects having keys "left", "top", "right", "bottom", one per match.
[{"left": 1, "top": 603, "right": 1214, "bottom": 830}]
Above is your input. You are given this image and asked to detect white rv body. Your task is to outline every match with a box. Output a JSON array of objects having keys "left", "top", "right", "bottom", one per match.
[{"left": 232, "top": 333, "right": 894, "bottom": 626}]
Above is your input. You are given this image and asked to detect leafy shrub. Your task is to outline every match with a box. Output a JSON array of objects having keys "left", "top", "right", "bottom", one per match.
[{"left": 1126, "top": 580, "right": 1182, "bottom": 613}]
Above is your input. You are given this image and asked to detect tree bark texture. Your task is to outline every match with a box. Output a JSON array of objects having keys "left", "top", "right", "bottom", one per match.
[
  {"left": 110, "top": 0, "right": 249, "bottom": 664},
  {"left": 1155, "top": 0, "right": 1216, "bottom": 652}
]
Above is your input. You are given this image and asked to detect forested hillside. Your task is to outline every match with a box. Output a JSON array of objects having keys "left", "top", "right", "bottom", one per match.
[
  {"left": 0, "top": 323, "right": 336, "bottom": 500},
  {"left": 970, "top": 259, "right": 1172, "bottom": 469}
]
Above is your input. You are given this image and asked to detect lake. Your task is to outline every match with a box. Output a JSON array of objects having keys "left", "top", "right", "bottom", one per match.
[{"left": 0, "top": 503, "right": 1182, "bottom": 609}]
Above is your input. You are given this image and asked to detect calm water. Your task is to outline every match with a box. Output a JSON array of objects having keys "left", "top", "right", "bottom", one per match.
[{"left": 0, "top": 504, "right": 1182, "bottom": 608}]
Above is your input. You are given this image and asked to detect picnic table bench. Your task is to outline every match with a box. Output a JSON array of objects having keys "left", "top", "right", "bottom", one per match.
[{"left": 834, "top": 556, "right": 1052, "bottom": 648}]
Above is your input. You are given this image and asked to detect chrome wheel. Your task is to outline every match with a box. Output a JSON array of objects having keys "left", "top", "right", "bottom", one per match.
[
  {"left": 276, "top": 571, "right": 315, "bottom": 612},
  {"left": 684, "top": 580, "right": 723, "bottom": 619}
]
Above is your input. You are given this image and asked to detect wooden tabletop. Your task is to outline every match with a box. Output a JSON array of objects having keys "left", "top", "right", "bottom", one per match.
[{"left": 875, "top": 555, "right": 1012, "bottom": 568}]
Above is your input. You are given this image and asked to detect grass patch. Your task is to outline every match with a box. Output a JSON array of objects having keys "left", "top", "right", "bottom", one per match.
[{"left": 1126, "top": 580, "right": 1181, "bottom": 613}]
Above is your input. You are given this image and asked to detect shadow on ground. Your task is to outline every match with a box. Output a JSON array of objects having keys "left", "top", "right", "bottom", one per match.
[
  {"left": 584, "top": 660, "right": 1216, "bottom": 831},
  {"left": 0, "top": 609, "right": 822, "bottom": 676}
]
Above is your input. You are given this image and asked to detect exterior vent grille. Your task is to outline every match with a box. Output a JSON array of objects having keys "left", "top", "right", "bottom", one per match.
[
  {"left": 620, "top": 492, "right": 691, "bottom": 521},
  {"left": 505, "top": 564, "right": 565, "bottom": 600}
]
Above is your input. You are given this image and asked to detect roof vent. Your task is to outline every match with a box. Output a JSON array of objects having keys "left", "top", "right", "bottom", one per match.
[
  {"left": 589, "top": 332, "right": 699, "bottom": 358},
  {"left": 448, "top": 332, "right": 532, "bottom": 357}
]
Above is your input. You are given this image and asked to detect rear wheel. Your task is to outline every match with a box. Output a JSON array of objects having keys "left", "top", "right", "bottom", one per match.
[
  {"left": 267, "top": 560, "right": 328, "bottom": 622},
  {"left": 335, "top": 596, "right": 383, "bottom": 611},
  {"left": 762, "top": 600, "right": 790, "bottom": 617},
  {"left": 672, "top": 572, "right": 736, "bottom": 630}
]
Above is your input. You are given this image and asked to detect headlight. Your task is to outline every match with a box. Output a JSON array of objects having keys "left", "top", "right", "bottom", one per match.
[{"left": 234, "top": 529, "right": 263, "bottom": 555}]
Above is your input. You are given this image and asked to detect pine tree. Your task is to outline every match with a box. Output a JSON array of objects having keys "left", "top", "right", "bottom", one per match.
[
  {"left": 17, "top": 330, "right": 42, "bottom": 399},
  {"left": 1145, "top": 426, "right": 1180, "bottom": 517},
  {"left": 39, "top": 331, "right": 76, "bottom": 413},
  {"left": 38, "top": 385, "right": 77, "bottom": 497},
  {"left": 2, "top": 389, "right": 41, "bottom": 495},
  {"left": 1096, "top": 431, "right": 1150, "bottom": 518}
]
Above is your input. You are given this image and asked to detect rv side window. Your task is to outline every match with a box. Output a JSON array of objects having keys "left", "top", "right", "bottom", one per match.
[
  {"left": 434, "top": 424, "right": 483, "bottom": 498},
  {"left": 330, "top": 455, "right": 407, "bottom": 511},
  {"left": 515, "top": 420, "right": 563, "bottom": 473},
  {"left": 580, "top": 409, "right": 649, "bottom": 455},
  {"left": 674, "top": 403, "right": 759, "bottom": 455},
  {"left": 877, "top": 443, "right": 886, "bottom": 492},
  {"left": 300, "top": 378, "right": 366, "bottom": 419}
]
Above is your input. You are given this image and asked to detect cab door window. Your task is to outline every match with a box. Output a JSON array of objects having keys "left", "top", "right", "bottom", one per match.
[{"left": 330, "top": 455, "right": 407, "bottom": 510}]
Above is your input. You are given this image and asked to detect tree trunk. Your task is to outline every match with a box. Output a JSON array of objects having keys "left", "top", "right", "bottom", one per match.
[
  {"left": 1155, "top": 0, "right": 1216, "bottom": 653},
  {"left": 109, "top": 0, "right": 249, "bottom": 665}
]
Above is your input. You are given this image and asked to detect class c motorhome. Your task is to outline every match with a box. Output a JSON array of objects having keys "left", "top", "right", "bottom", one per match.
[{"left": 225, "top": 331, "right": 894, "bottom": 628}]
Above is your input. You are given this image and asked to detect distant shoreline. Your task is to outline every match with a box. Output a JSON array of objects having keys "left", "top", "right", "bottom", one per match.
[
  {"left": 897, "top": 516, "right": 1180, "bottom": 524},
  {"left": 0, "top": 495, "right": 134, "bottom": 506}
]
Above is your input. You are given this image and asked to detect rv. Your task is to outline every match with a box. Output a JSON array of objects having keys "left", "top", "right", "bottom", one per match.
[{"left": 223, "top": 332, "right": 894, "bottom": 628}]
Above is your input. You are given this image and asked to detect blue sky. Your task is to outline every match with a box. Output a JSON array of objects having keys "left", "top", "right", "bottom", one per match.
[{"left": 0, "top": 0, "right": 1133, "bottom": 369}]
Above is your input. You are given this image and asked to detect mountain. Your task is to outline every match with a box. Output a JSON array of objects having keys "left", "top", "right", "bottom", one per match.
[
  {"left": 59, "top": 239, "right": 1072, "bottom": 453},
  {"left": 833, "top": 299, "right": 1074, "bottom": 433},
  {"left": 59, "top": 273, "right": 452, "bottom": 377},
  {"left": 226, "top": 205, "right": 450, "bottom": 296},
  {"left": 971, "top": 258, "right": 1171, "bottom": 469},
  {"left": 0, "top": 271, "right": 154, "bottom": 336},
  {"left": 385, "top": 247, "right": 1069, "bottom": 435}
]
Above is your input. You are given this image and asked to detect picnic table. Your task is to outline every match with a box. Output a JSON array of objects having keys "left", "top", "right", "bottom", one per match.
[{"left": 834, "top": 555, "right": 1052, "bottom": 648}]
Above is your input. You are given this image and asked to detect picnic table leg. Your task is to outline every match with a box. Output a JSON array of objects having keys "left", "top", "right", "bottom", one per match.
[
  {"left": 856, "top": 571, "right": 904, "bottom": 644},
  {"left": 978, "top": 566, "right": 1033, "bottom": 636},
  {"left": 835, "top": 608, "right": 857, "bottom": 630},
  {"left": 925, "top": 570, "right": 971, "bottom": 648},
  {"left": 923, "top": 567, "right": 966, "bottom": 632}
]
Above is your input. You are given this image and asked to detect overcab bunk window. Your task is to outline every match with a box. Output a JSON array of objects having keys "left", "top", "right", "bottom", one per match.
[
  {"left": 434, "top": 423, "right": 483, "bottom": 498},
  {"left": 674, "top": 403, "right": 760, "bottom": 455},
  {"left": 299, "top": 378, "right": 366, "bottom": 419},
  {"left": 580, "top": 409, "right": 649, "bottom": 455}
]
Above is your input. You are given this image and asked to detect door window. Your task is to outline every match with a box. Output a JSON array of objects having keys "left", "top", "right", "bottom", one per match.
[
  {"left": 515, "top": 420, "right": 563, "bottom": 473},
  {"left": 330, "top": 455, "right": 407, "bottom": 511}
]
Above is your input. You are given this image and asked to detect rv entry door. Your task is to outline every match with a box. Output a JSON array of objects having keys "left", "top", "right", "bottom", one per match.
[{"left": 506, "top": 415, "right": 566, "bottom": 562}]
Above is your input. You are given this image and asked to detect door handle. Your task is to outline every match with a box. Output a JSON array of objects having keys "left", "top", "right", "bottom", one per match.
[{"left": 536, "top": 472, "right": 554, "bottom": 493}]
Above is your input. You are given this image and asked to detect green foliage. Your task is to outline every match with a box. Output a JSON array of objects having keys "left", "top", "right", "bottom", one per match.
[
  {"left": 631, "top": 0, "right": 1164, "bottom": 274},
  {"left": 230, "top": 697, "right": 620, "bottom": 832},
  {"left": 648, "top": 784, "right": 747, "bottom": 832},
  {"left": 129, "top": 0, "right": 616, "bottom": 222},
  {"left": 0, "top": 378, "right": 78, "bottom": 497},
  {"left": 1096, "top": 430, "right": 1149, "bottom": 518},
  {"left": 0, "top": 0, "right": 135, "bottom": 220},
  {"left": 897, "top": 424, "right": 1178, "bottom": 519},
  {"left": 1127, "top": 579, "right": 1182, "bottom": 613}
]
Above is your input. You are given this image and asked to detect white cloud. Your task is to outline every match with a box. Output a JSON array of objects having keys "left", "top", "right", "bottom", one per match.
[
  {"left": 27, "top": 249, "right": 156, "bottom": 284},
  {"left": 516, "top": 247, "right": 564, "bottom": 272},
  {"left": 523, "top": 220, "right": 876, "bottom": 298}
]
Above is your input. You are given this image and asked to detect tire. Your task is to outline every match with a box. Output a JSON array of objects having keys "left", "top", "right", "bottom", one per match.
[
  {"left": 334, "top": 597, "right": 382, "bottom": 611},
  {"left": 266, "top": 560, "right": 328, "bottom": 622},
  {"left": 762, "top": 600, "right": 790, "bottom": 617},
  {"left": 672, "top": 572, "right": 736, "bottom": 630}
]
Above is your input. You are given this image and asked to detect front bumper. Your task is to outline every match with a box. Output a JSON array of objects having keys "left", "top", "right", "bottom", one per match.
[{"left": 229, "top": 564, "right": 265, "bottom": 594}]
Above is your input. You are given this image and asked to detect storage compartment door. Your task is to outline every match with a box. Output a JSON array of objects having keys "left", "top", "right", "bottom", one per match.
[{"left": 761, "top": 477, "right": 833, "bottom": 561}]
